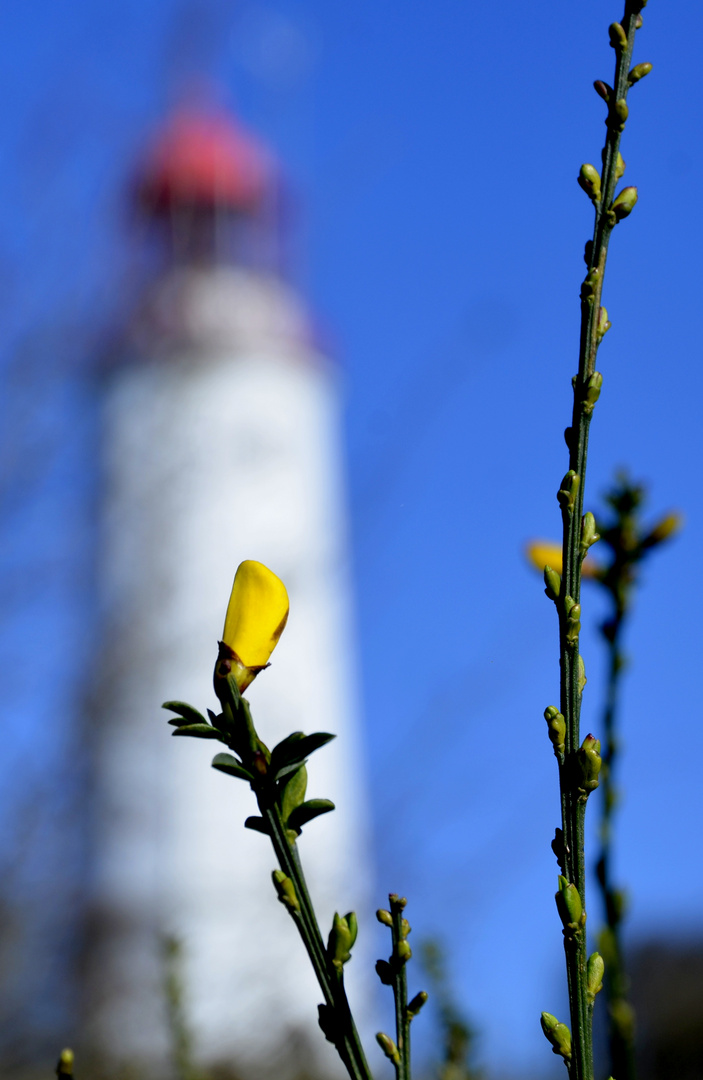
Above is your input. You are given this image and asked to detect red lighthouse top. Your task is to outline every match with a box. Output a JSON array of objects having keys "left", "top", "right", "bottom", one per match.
[{"left": 136, "top": 108, "right": 273, "bottom": 215}]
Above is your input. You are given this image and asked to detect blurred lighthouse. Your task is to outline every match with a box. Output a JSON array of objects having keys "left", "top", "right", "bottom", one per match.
[{"left": 87, "top": 107, "right": 371, "bottom": 1078}]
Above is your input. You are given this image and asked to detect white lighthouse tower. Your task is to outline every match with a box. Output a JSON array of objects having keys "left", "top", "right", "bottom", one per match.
[{"left": 88, "top": 108, "right": 372, "bottom": 1078}]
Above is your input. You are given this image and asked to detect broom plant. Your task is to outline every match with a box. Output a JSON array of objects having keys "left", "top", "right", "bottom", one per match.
[
  {"left": 532, "top": 4, "right": 655, "bottom": 1080},
  {"left": 155, "top": 5, "right": 662, "bottom": 1080},
  {"left": 164, "top": 561, "right": 428, "bottom": 1080}
]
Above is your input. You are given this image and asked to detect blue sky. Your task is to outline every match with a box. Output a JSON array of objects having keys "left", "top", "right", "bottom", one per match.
[{"left": 1, "top": 0, "right": 702, "bottom": 1075}]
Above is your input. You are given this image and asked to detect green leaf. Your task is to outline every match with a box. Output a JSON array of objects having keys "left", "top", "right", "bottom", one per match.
[
  {"left": 281, "top": 765, "right": 308, "bottom": 823},
  {"left": 162, "top": 701, "right": 208, "bottom": 725},
  {"left": 287, "top": 799, "right": 335, "bottom": 834},
  {"left": 275, "top": 760, "right": 309, "bottom": 782},
  {"left": 211, "top": 753, "right": 254, "bottom": 782},
  {"left": 172, "top": 724, "right": 221, "bottom": 740},
  {"left": 271, "top": 732, "right": 336, "bottom": 779},
  {"left": 244, "top": 816, "right": 270, "bottom": 835},
  {"left": 270, "top": 731, "right": 305, "bottom": 759},
  {"left": 208, "top": 710, "right": 231, "bottom": 735}
]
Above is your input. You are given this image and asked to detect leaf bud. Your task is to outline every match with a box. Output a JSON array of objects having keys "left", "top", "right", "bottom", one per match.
[
  {"left": 376, "top": 908, "right": 393, "bottom": 927},
  {"left": 272, "top": 870, "right": 300, "bottom": 913},
  {"left": 584, "top": 371, "right": 603, "bottom": 414},
  {"left": 611, "top": 186, "right": 638, "bottom": 221},
  {"left": 556, "top": 876, "right": 584, "bottom": 928},
  {"left": 608, "top": 22, "right": 629, "bottom": 51},
  {"left": 544, "top": 706, "right": 566, "bottom": 757},
  {"left": 635, "top": 13, "right": 643, "bottom": 28},
  {"left": 629, "top": 61, "right": 653, "bottom": 84},
  {"left": 557, "top": 471, "right": 580, "bottom": 513},
  {"left": 614, "top": 153, "right": 626, "bottom": 181},
  {"left": 580, "top": 267, "right": 600, "bottom": 304},
  {"left": 578, "top": 163, "right": 602, "bottom": 202},
  {"left": 346, "top": 911, "right": 359, "bottom": 947},
  {"left": 596, "top": 307, "right": 612, "bottom": 343},
  {"left": 587, "top": 952, "right": 605, "bottom": 1002},
  {"left": 577, "top": 733, "right": 602, "bottom": 795},
  {"left": 544, "top": 565, "right": 561, "bottom": 602},
  {"left": 607, "top": 99, "right": 629, "bottom": 133},
  {"left": 566, "top": 602, "right": 581, "bottom": 645},
  {"left": 407, "top": 991, "right": 429, "bottom": 1018},
  {"left": 394, "top": 939, "right": 413, "bottom": 965},
  {"left": 580, "top": 511, "right": 600, "bottom": 555},
  {"left": 593, "top": 80, "right": 612, "bottom": 102},
  {"left": 376, "top": 1032, "right": 400, "bottom": 1064},
  {"left": 577, "top": 655, "right": 587, "bottom": 695},
  {"left": 328, "top": 911, "right": 357, "bottom": 971},
  {"left": 540, "top": 1012, "right": 572, "bottom": 1061}
]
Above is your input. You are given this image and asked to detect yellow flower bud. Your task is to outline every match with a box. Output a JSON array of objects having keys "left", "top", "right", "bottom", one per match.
[
  {"left": 643, "top": 511, "right": 683, "bottom": 548},
  {"left": 221, "top": 560, "right": 289, "bottom": 691},
  {"left": 525, "top": 541, "right": 599, "bottom": 579}
]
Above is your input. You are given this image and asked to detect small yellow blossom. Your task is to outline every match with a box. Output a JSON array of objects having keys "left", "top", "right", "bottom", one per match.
[
  {"left": 221, "top": 560, "right": 289, "bottom": 691},
  {"left": 525, "top": 540, "right": 599, "bottom": 579},
  {"left": 644, "top": 512, "right": 683, "bottom": 547}
]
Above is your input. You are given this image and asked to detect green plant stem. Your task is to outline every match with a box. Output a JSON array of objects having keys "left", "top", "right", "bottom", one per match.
[
  {"left": 389, "top": 898, "right": 411, "bottom": 1080},
  {"left": 162, "top": 935, "right": 198, "bottom": 1080},
  {"left": 597, "top": 611, "right": 636, "bottom": 1080},
  {"left": 557, "top": 7, "right": 643, "bottom": 1080},
  {"left": 258, "top": 794, "right": 373, "bottom": 1080},
  {"left": 210, "top": 663, "right": 373, "bottom": 1080}
]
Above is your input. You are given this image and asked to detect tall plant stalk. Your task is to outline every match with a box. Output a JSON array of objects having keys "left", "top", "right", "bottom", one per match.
[
  {"left": 592, "top": 477, "right": 680, "bottom": 1080},
  {"left": 539, "top": 5, "right": 653, "bottom": 1080}
]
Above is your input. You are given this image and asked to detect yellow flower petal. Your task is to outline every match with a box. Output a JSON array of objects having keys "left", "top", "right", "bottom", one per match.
[
  {"left": 222, "top": 561, "right": 289, "bottom": 679},
  {"left": 525, "top": 540, "right": 599, "bottom": 579},
  {"left": 526, "top": 540, "right": 564, "bottom": 576}
]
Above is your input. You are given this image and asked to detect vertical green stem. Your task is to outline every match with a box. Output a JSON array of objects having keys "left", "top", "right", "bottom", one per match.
[
  {"left": 597, "top": 612, "right": 637, "bottom": 1080},
  {"left": 389, "top": 895, "right": 411, "bottom": 1080},
  {"left": 258, "top": 796, "right": 373, "bottom": 1080},
  {"left": 556, "top": 6, "right": 644, "bottom": 1080},
  {"left": 211, "top": 663, "right": 373, "bottom": 1080}
]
